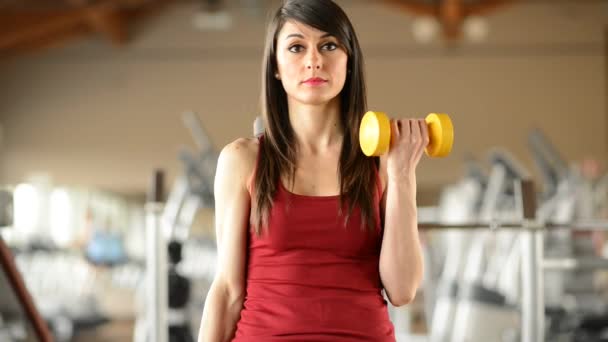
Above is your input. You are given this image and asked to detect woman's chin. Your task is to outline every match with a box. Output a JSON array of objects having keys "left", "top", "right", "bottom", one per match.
[{"left": 293, "top": 94, "right": 339, "bottom": 106}]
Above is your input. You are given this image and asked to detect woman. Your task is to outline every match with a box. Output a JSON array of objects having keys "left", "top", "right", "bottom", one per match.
[{"left": 199, "top": 0, "right": 425, "bottom": 340}]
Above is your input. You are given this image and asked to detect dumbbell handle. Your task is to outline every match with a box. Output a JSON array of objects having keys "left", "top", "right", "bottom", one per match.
[{"left": 359, "top": 111, "right": 454, "bottom": 157}]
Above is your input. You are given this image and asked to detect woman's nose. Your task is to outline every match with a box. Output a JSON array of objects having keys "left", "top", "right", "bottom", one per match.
[{"left": 306, "top": 50, "right": 322, "bottom": 70}]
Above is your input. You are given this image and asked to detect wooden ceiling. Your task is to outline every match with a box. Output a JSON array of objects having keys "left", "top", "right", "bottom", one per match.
[
  {"left": 0, "top": 0, "right": 174, "bottom": 58},
  {"left": 0, "top": 0, "right": 525, "bottom": 58}
]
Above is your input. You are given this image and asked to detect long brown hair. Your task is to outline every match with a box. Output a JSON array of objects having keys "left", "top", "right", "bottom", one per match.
[{"left": 252, "top": 0, "right": 379, "bottom": 235}]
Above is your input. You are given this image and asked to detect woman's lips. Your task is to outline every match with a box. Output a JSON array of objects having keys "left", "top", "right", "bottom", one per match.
[{"left": 303, "top": 78, "right": 327, "bottom": 86}]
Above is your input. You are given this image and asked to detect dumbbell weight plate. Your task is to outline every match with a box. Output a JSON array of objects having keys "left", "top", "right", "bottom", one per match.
[
  {"left": 425, "top": 113, "right": 453, "bottom": 157},
  {"left": 359, "top": 111, "right": 391, "bottom": 157}
]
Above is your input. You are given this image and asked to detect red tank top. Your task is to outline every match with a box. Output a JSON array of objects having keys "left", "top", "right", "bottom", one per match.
[{"left": 232, "top": 136, "right": 396, "bottom": 341}]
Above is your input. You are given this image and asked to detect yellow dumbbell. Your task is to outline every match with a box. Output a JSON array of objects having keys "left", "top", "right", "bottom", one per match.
[{"left": 359, "top": 111, "right": 454, "bottom": 157}]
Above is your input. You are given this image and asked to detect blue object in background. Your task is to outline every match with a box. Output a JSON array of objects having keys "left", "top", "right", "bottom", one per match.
[{"left": 85, "top": 230, "right": 126, "bottom": 266}]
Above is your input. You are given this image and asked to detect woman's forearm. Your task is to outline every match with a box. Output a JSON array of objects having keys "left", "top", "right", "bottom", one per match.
[
  {"left": 379, "top": 175, "right": 424, "bottom": 306},
  {"left": 198, "top": 279, "right": 244, "bottom": 342}
]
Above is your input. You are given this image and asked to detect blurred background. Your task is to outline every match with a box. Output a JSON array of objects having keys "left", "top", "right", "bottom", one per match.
[{"left": 0, "top": 0, "right": 606, "bottom": 341}]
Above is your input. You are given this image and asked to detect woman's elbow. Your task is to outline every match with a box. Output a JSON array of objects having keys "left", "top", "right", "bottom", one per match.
[
  {"left": 388, "top": 273, "right": 423, "bottom": 307},
  {"left": 212, "top": 276, "right": 246, "bottom": 305},
  {"left": 224, "top": 281, "right": 246, "bottom": 305},
  {"left": 389, "top": 287, "right": 417, "bottom": 307}
]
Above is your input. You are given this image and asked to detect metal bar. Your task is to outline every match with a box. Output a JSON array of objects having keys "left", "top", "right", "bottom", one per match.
[
  {"left": 543, "top": 257, "right": 608, "bottom": 270},
  {"left": 516, "top": 179, "right": 544, "bottom": 342},
  {"left": 419, "top": 222, "right": 528, "bottom": 230},
  {"left": 548, "top": 219, "right": 608, "bottom": 231},
  {"left": 162, "top": 175, "right": 188, "bottom": 240},
  {"left": 521, "top": 227, "right": 544, "bottom": 342},
  {"left": 417, "top": 220, "right": 608, "bottom": 231},
  {"left": 182, "top": 111, "right": 213, "bottom": 153},
  {"left": 0, "top": 237, "right": 53, "bottom": 342},
  {"left": 145, "top": 170, "right": 168, "bottom": 342}
]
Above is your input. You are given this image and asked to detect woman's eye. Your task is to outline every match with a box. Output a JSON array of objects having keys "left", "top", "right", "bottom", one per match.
[
  {"left": 323, "top": 42, "right": 338, "bottom": 51},
  {"left": 288, "top": 44, "right": 304, "bottom": 53}
]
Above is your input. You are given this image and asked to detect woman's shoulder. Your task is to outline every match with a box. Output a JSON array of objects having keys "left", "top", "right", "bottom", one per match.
[
  {"left": 219, "top": 137, "right": 259, "bottom": 172},
  {"left": 218, "top": 137, "right": 260, "bottom": 193},
  {"left": 221, "top": 137, "right": 259, "bottom": 158}
]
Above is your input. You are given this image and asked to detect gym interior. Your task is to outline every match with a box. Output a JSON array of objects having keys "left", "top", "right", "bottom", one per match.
[{"left": 1, "top": 0, "right": 607, "bottom": 341}]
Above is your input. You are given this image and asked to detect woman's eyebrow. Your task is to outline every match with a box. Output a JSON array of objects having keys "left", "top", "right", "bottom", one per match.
[{"left": 284, "top": 33, "right": 332, "bottom": 40}]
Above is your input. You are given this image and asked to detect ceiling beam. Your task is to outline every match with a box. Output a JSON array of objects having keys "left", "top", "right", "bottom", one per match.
[
  {"left": 0, "top": 0, "right": 173, "bottom": 57},
  {"left": 382, "top": 0, "right": 438, "bottom": 17},
  {"left": 83, "top": 3, "right": 128, "bottom": 45},
  {"left": 0, "top": 9, "right": 89, "bottom": 50},
  {"left": 383, "top": 0, "right": 517, "bottom": 41},
  {"left": 440, "top": 0, "right": 464, "bottom": 40},
  {"left": 464, "top": 0, "right": 518, "bottom": 17}
]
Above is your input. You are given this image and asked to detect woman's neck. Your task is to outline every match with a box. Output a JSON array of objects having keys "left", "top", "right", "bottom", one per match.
[{"left": 287, "top": 98, "right": 344, "bottom": 155}]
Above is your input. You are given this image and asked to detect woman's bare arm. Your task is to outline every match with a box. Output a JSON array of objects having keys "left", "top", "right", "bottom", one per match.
[{"left": 198, "top": 138, "right": 257, "bottom": 341}]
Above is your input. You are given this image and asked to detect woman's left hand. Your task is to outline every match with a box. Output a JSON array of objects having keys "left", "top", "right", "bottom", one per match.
[{"left": 386, "top": 118, "right": 429, "bottom": 183}]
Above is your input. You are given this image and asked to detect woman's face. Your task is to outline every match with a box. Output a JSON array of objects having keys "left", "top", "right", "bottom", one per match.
[{"left": 275, "top": 20, "right": 348, "bottom": 106}]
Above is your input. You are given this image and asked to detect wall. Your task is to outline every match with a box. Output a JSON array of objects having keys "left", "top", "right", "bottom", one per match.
[{"left": 0, "top": 0, "right": 606, "bottom": 204}]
